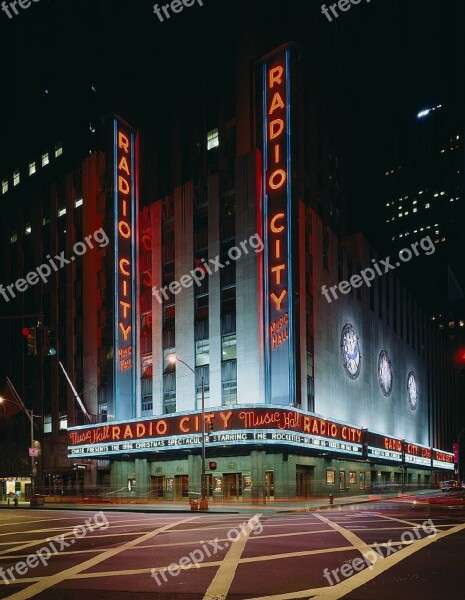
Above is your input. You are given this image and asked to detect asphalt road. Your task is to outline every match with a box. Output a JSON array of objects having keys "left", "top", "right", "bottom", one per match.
[{"left": 0, "top": 499, "right": 464, "bottom": 599}]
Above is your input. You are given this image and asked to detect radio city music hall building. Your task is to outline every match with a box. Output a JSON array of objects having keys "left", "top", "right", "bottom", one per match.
[
  {"left": 63, "top": 43, "right": 454, "bottom": 501},
  {"left": 0, "top": 38, "right": 456, "bottom": 500}
]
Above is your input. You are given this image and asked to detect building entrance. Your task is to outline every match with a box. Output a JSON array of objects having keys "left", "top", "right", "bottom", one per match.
[
  {"left": 296, "top": 465, "right": 314, "bottom": 498},
  {"left": 223, "top": 473, "right": 242, "bottom": 499},
  {"left": 174, "top": 475, "right": 188, "bottom": 499}
]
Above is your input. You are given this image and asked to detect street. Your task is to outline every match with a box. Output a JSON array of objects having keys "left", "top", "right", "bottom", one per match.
[{"left": 0, "top": 499, "right": 464, "bottom": 599}]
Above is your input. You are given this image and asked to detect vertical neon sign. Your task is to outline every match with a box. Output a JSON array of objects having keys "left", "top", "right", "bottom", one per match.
[
  {"left": 113, "top": 118, "right": 138, "bottom": 420},
  {"left": 258, "top": 46, "right": 295, "bottom": 405}
]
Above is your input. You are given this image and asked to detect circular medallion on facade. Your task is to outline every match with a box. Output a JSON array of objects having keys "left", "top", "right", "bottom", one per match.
[
  {"left": 407, "top": 371, "right": 418, "bottom": 411},
  {"left": 378, "top": 350, "right": 393, "bottom": 397},
  {"left": 340, "top": 323, "right": 361, "bottom": 379}
]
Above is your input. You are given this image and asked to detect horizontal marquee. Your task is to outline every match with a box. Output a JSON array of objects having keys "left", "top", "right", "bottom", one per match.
[
  {"left": 404, "top": 441, "right": 432, "bottom": 467},
  {"left": 366, "top": 432, "right": 403, "bottom": 462},
  {"left": 67, "top": 406, "right": 454, "bottom": 469},
  {"left": 432, "top": 448, "right": 455, "bottom": 470},
  {"left": 68, "top": 406, "right": 363, "bottom": 458}
]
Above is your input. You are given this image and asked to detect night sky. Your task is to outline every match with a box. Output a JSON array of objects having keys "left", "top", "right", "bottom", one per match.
[{"left": 0, "top": 0, "right": 463, "bottom": 241}]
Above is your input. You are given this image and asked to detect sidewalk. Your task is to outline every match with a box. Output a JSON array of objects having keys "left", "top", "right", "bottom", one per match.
[{"left": 0, "top": 489, "right": 437, "bottom": 514}]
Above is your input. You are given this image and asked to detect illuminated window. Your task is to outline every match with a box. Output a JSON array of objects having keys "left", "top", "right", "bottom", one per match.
[
  {"left": 74, "top": 197, "right": 83, "bottom": 208},
  {"left": 222, "top": 334, "right": 237, "bottom": 361},
  {"left": 59, "top": 412, "right": 67, "bottom": 430},
  {"left": 413, "top": 208, "right": 417, "bottom": 213},
  {"left": 25, "top": 223, "right": 31, "bottom": 235},
  {"left": 55, "top": 142, "right": 63, "bottom": 157},
  {"left": 42, "top": 152, "right": 50, "bottom": 167},
  {"left": 195, "top": 339, "right": 210, "bottom": 367},
  {"left": 58, "top": 207, "right": 66, "bottom": 217},
  {"left": 221, "top": 359, "right": 237, "bottom": 406},
  {"left": 29, "top": 160, "right": 36, "bottom": 176},
  {"left": 425, "top": 203, "right": 430, "bottom": 209},
  {"left": 207, "top": 128, "right": 219, "bottom": 150},
  {"left": 10, "top": 231, "right": 17, "bottom": 243},
  {"left": 222, "top": 380, "right": 237, "bottom": 406},
  {"left": 13, "top": 169, "right": 20, "bottom": 186},
  {"left": 1, "top": 178, "right": 8, "bottom": 194},
  {"left": 43, "top": 415, "right": 52, "bottom": 434}
]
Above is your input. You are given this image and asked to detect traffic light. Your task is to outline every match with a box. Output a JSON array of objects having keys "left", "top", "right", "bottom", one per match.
[
  {"left": 207, "top": 421, "right": 213, "bottom": 435},
  {"left": 24, "top": 327, "right": 37, "bottom": 356},
  {"left": 43, "top": 328, "right": 57, "bottom": 356},
  {"left": 209, "top": 461, "right": 217, "bottom": 470}
]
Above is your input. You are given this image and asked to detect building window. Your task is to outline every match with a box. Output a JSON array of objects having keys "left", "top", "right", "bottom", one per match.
[
  {"left": 142, "top": 398, "right": 153, "bottom": 413},
  {"left": 42, "top": 152, "right": 50, "bottom": 167},
  {"left": 1, "top": 178, "right": 8, "bottom": 195},
  {"left": 10, "top": 231, "right": 17, "bottom": 243},
  {"left": 43, "top": 415, "right": 52, "bottom": 434},
  {"left": 29, "top": 160, "right": 36, "bottom": 176},
  {"left": 195, "top": 339, "right": 210, "bottom": 367},
  {"left": 74, "top": 197, "right": 83, "bottom": 208},
  {"left": 55, "top": 142, "right": 63, "bottom": 157},
  {"left": 24, "top": 223, "right": 31, "bottom": 235},
  {"left": 163, "top": 373, "right": 176, "bottom": 414},
  {"left": 207, "top": 128, "right": 219, "bottom": 150},
  {"left": 58, "top": 207, "right": 66, "bottom": 217},
  {"left": 195, "top": 365, "right": 210, "bottom": 409},
  {"left": 326, "top": 470, "right": 335, "bottom": 485},
  {"left": 221, "top": 360, "right": 237, "bottom": 406},
  {"left": 222, "top": 334, "right": 237, "bottom": 361},
  {"left": 13, "top": 169, "right": 20, "bottom": 186},
  {"left": 59, "top": 412, "right": 68, "bottom": 430},
  {"left": 222, "top": 381, "right": 237, "bottom": 406}
]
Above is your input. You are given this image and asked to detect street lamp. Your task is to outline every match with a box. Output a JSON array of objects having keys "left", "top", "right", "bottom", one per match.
[
  {"left": 166, "top": 354, "right": 208, "bottom": 510},
  {"left": 0, "top": 380, "right": 40, "bottom": 498}
]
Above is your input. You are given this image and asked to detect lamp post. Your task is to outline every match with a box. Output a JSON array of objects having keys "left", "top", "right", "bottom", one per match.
[
  {"left": 457, "top": 427, "right": 465, "bottom": 483},
  {"left": 0, "top": 386, "right": 39, "bottom": 499},
  {"left": 166, "top": 354, "right": 208, "bottom": 510}
]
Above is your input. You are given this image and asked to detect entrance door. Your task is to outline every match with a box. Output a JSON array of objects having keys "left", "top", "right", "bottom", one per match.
[
  {"left": 174, "top": 475, "right": 188, "bottom": 500},
  {"left": 151, "top": 476, "right": 165, "bottom": 499},
  {"left": 296, "top": 466, "right": 313, "bottom": 498},
  {"left": 265, "top": 471, "right": 275, "bottom": 500},
  {"left": 223, "top": 473, "right": 242, "bottom": 500}
]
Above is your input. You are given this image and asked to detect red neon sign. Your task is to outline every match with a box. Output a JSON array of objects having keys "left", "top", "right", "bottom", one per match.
[
  {"left": 267, "top": 62, "right": 289, "bottom": 351},
  {"left": 117, "top": 129, "right": 133, "bottom": 372}
]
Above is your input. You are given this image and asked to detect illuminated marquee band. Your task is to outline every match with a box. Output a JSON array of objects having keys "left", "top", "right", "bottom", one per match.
[
  {"left": 68, "top": 406, "right": 363, "bottom": 457},
  {"left": 258, "top": 44, "right": 296, "bottom": 405},
  {"left": 432, "top": 448, "right": 455, "bottom": 470},
  {"left": 113, "top": 117, "right": 138, "bottom": 420},
  {"left": 67, "top": 406, "right": 454, "bottom": 471}
]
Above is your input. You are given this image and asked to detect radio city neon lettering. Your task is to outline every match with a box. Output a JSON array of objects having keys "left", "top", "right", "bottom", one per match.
[
  {"left": 384, "top": 437, "right": 402, "bottom": 452},
  {"left": 117, "top": 128, "right": 133, "bottom": 372},
  {"left": 267, "top": 64, "right": 289, "bottom": 337}
]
